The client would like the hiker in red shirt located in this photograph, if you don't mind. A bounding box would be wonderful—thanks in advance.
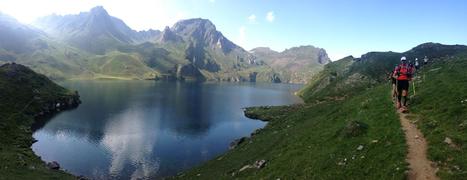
[393,56,414,111]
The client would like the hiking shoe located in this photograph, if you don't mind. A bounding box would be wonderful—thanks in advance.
[400,106,409,113]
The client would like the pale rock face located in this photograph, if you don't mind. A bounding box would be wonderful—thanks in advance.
[251,45,331,83]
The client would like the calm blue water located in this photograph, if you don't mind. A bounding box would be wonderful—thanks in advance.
[32,81,302,179]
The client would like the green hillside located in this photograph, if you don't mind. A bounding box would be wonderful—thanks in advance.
[299,43,467,103]
[174,43,467,179]
[0,63,80,179]
[408,55,467,179]
[174,78,407,180]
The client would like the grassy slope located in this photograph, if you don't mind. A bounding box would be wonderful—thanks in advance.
[3,40,281,82]
[88,51,157,80]
[408,55,467,179]
[175,43,467,179]
[298,56,356,102]
[0,64,76,179]
[175,84,406,179]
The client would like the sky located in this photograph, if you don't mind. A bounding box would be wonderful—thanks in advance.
[0,0,466,60]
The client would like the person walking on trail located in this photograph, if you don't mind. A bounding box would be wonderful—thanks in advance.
[393,56,414,111]
[424,56,429,65]
[415,58,420,70]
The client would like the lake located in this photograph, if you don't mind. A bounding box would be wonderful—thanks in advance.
[32,81,303,179]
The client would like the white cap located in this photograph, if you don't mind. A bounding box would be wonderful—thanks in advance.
[400,56,407,61]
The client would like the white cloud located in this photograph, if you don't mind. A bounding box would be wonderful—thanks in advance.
[266,11,275,22]
[248,14,256,23]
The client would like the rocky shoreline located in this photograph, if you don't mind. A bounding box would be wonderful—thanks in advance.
[33,92,81,119]
[30,92,81,173]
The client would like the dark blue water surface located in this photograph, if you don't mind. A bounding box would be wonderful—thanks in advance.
[32,81,302,179]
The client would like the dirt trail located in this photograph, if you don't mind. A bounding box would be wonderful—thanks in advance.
[398,111,439,180]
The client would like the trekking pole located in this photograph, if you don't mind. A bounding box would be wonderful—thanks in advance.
[395,79,399,102]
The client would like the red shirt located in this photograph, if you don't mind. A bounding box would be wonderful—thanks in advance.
[393,64,413,81]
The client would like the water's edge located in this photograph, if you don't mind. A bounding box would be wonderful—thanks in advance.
[31,81,303,179]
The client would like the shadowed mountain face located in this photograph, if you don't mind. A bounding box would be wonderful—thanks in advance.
[0,13,43,54]
[1,6,329,83]
[33,6,161,54]
[0,13,98,80]
[251,46,331,83]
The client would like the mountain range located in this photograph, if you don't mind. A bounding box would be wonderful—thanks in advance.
[0,6,329,83]
[251,46,330,83]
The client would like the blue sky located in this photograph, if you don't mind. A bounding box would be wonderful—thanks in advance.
[1,0,466,60]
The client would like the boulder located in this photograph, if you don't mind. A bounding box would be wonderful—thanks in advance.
[270,73,281,83]
[77,175,89,180]
[250,128,262,137]
[340,120,368,138]
[46,161,60,170]
[459,120,467,129]
[254,160,267,169]
[229,137,247,150]
[249,72,258,82]
[444,137,452,145]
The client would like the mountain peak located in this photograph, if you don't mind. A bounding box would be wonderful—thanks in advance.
[284,45,319,52]
[171,18,240,54]
[172,18,216,31]
[32,5,161,53]
[250,47,279,56]
[159,26,182,43]
[88,6,111,22]
[89,6,108,15]
[171,18,218,37]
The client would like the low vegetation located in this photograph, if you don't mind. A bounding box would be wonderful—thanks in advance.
[0,63,78,179]
[409,55,467,179]
[175,43,467,179]
[175,84,406,179]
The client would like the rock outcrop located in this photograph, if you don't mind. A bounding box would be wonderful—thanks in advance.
[46,161,60,170]
[34,91,81,118]
[229,137,247,150]
[251,45,331,83]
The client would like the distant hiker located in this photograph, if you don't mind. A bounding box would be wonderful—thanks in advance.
[423,56,429,65]
[390,65,398,99]
[415,58,420,70]
[393,56,414,111]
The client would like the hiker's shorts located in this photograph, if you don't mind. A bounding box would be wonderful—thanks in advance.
[397,80,409,93]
